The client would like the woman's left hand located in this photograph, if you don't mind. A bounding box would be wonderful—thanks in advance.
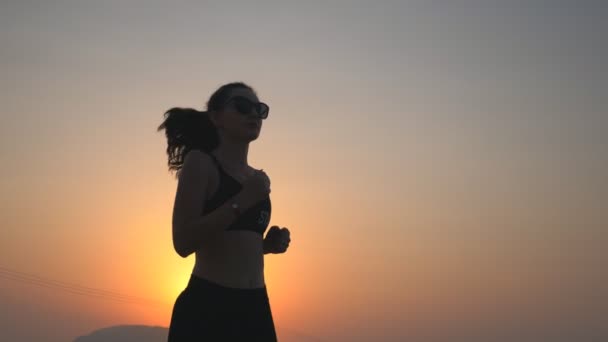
[264,226,291,254]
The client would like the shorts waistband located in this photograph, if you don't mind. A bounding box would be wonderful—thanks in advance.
[187,273,267,295]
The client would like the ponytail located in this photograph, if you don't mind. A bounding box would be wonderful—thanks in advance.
[157,107,219,177]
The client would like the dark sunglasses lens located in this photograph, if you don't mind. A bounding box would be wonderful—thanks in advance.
[231,97,268,119]
[234,98,253,114]
[258,103,269,119]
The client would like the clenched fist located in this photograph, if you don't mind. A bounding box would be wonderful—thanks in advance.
[263,226,291,254]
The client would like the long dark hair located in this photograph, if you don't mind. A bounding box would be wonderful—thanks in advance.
[157,81,255,178]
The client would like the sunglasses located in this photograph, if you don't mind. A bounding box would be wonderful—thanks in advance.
[225,96,269,119]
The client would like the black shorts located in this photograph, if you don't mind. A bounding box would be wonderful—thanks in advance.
[167,273,278,341]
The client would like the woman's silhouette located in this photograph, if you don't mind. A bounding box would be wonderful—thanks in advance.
[158,82,291,341]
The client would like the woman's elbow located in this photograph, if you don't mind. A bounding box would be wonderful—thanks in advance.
[174,242,193,258]
[172,231,193,258]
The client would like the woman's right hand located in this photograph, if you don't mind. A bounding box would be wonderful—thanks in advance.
[238,169,271,209]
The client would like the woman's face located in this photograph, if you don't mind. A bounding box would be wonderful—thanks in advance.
[212,88,265,142]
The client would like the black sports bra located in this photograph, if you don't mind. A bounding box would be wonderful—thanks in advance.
[202,152,271,235]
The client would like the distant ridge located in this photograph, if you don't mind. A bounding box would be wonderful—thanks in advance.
[73,324,325,342]
[73,325,167,342]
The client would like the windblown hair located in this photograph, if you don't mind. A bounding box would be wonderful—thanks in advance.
[157,81,255,178]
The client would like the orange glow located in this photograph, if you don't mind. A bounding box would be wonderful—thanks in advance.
[2,3,607,340]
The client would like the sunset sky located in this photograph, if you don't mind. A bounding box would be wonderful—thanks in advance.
[1,1,606,341]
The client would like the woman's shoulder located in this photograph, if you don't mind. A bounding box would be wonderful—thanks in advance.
[185,149,214,162]
[182,149,217,173]
[180,150,221,194]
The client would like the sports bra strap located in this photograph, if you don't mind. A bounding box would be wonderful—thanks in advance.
[208,153,227,176]
[208,152,220,166]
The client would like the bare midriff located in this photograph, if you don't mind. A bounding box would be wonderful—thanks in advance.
[192,231,265,289]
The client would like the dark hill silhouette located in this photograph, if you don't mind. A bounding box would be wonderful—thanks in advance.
[73,324,325,342]
[73,325,167,342]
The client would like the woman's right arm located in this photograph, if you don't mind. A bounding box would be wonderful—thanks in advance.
[171,150,245,258]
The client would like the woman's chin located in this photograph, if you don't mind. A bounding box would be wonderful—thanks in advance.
[242,132,260,142]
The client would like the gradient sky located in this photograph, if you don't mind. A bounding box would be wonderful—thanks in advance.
[1,1,606,341]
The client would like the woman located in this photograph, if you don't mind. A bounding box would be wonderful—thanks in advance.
[158,82,291,341]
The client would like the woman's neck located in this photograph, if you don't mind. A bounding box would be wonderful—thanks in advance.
[212,139,249,171]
